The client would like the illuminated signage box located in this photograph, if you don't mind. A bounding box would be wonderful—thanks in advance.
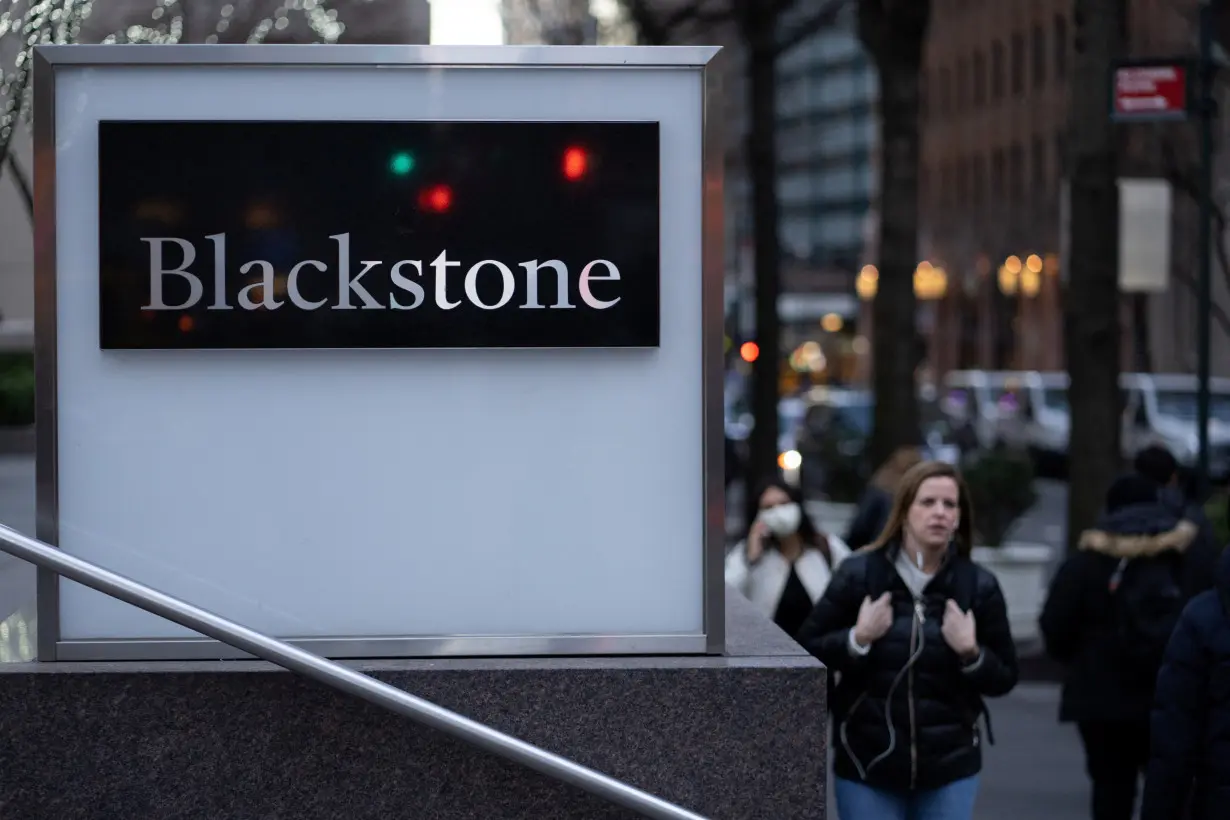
[33,45,724,662]
[98,120,661,349]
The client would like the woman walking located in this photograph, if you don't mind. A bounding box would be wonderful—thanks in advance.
[798,460,1018,819]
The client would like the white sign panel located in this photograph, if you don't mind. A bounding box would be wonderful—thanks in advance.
[1119,177,1172,292]
[33,45,725,661]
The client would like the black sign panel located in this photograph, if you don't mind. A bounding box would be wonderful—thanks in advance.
[97,120,660,349]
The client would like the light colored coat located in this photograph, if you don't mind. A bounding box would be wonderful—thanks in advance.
[725,536,852,618]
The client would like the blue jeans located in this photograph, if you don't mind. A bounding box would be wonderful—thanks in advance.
[834,775,980,820]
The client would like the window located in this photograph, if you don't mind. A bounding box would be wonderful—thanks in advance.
[992,148,1006,196]
[1054,15,1068,80]
[957,57,969,112]
[940,65,952,114]
[1008,143,1024,198]
[973,51,987,106]
[1032,136,1047,191]
[991,41,1005,100]
[1011,33,1025,95]
[1032,25,1046,89]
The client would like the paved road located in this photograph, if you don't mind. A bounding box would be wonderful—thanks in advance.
[828,683,1092,820]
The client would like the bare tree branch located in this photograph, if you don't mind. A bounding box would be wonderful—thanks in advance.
[618,0,732,45]
[1159,136,1230,310]
[1174,266,1230,336]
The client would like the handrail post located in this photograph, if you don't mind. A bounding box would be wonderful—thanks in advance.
[0,523,707,820]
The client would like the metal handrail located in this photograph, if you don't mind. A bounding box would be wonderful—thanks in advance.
[0,523,706,820]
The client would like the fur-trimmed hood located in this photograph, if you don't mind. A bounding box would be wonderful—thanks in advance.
[1078,501,1199,559]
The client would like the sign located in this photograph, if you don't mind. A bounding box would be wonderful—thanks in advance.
[1112,63,1190,120]
[33,44,724,662]
[99,120,661,349]
[1118,178,1172,292]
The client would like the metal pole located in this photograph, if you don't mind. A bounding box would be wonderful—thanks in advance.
[0,523,706,820]
[1196,0,1215,498]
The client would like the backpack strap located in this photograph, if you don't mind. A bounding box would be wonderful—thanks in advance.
[953,556,996,745]
[863,547,895,599]
[952,557,979,613]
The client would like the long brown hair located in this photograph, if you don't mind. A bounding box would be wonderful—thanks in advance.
[865,460,975,556]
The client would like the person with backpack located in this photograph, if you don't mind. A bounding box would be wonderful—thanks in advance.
[1133,444,1220,595]
[1140,513,1230,820]
[1039,474,1201,820]
[797,460,1018,819]
[725,478,851,640]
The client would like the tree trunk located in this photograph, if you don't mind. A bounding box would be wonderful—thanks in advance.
[1065,0,1126,552]
[860,3,926,467]
[1131,292,1151,372]
[743,19,783,518]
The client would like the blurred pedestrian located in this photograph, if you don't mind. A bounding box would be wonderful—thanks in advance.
[1134,444,1219,595]
[845,447,923,549]
[726,478,850,640]
[798,461,1018,820]
[1039,474,1202,820]
[1140,500,1230,820]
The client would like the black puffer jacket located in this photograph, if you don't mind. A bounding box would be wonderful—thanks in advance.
[1141,542,1230,820]
[1038,501,1199,723]
[796,543,1018,791]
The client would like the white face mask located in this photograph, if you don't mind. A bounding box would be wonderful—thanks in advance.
[759,502,803,537]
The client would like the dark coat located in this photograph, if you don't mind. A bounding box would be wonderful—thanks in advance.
[1140,543,1230,820]
[1038,502,1200,723]
[796,543,1018,792]
[844,486,892,550]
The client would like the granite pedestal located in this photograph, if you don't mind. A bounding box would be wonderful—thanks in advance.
[0,587,827,819]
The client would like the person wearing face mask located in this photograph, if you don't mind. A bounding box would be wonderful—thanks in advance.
[797,461,1018,820]
[725,479,851,640]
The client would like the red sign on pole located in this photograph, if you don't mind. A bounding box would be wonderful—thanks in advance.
[1113,64,1189,120]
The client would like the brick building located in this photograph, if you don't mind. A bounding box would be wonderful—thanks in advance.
[902,0,1230,379]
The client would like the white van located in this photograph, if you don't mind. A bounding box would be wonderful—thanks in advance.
[994,371,1071,473]
[939,370,1019,451]
[1121,372,1230,481]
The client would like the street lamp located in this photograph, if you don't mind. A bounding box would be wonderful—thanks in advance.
[998,254,1042,297]
[856,265,878,300]
[855,262,947,300]
[914,261,948,300]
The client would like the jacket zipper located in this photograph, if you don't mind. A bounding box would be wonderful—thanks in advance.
[909,596,923,790]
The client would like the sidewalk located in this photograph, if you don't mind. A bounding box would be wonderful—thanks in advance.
[828,683,1091,819]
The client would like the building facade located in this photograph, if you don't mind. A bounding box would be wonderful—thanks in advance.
[775,3,877,275]
[913,0,1230,379]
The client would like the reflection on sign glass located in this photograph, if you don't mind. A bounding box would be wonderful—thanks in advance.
[98,120,661,349]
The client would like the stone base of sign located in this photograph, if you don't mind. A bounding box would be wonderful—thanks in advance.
[0,587,827,819]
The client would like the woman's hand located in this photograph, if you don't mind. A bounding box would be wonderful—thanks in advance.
[852,592,893,647]
[942,599,979,660]
[746,519,769,563]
